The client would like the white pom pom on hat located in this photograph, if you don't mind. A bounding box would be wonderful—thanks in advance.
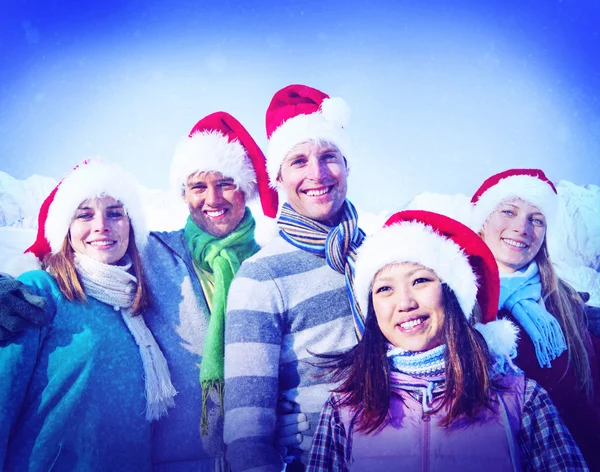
[354,210,518,360]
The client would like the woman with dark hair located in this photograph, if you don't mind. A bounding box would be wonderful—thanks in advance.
[472,168,600,470]
[308,210,587,471]
[0,159,176,471]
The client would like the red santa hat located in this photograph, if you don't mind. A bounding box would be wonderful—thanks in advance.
[265,84,352,187]
[354,210,518,359]
[171,111,278,218]
[470,168,558,233]
[23,158,148,264]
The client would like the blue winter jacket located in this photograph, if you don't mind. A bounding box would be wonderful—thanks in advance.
[0,270,151,471]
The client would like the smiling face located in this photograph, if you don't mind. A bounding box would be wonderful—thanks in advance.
[371,263,445,352]
[481,198,546,273]
[183,171,247,238]
[277,141,349,226]
[69,196,130,265]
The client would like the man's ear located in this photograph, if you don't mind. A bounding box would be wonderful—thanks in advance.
[343,157,350,176]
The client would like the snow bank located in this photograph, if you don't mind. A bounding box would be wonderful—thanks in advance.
[0,171,57,227]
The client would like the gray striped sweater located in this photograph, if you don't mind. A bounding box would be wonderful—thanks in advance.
[224,235,358,471]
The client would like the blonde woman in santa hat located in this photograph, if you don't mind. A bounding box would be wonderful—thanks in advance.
[308,210,587,471]
[0,158,176,471]
[471,168,600,470]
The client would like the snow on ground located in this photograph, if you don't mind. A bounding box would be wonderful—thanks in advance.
[1,172,599,304]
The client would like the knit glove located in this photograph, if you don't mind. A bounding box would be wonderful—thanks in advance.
[276,398,310,463]
[0,274,48,341]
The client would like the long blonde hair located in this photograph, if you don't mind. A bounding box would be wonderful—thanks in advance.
[44,225,149,316]
[536,239,593,399]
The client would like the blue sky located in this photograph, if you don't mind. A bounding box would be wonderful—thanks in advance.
[1,0,599,212]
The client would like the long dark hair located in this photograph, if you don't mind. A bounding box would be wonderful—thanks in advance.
[323,284,494,433]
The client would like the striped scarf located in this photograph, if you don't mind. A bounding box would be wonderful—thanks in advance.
[387,344,446,413]
[277,200,366,337]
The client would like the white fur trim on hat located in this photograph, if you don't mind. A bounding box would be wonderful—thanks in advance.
[170,130,257,199]
[471,175,558,233]
[354,221,478,319]
[46,160,148,254]
[474,319,520,360]
[267,97,352,187]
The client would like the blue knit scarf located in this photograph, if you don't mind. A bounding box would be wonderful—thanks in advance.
[499,261,566,368]
[277,199,366,337]
[387,344,446,413]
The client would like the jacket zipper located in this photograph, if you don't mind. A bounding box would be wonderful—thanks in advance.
[421,405,431,472]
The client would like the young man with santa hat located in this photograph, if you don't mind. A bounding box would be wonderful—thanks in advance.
[140,111,278,470]
[223,85,364,472]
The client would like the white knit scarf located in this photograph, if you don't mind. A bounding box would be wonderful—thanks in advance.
[74,253,177,421]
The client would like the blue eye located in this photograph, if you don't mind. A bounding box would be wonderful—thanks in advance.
[531,217,545,226]
[501,209,515,216]
[76,213,93,220]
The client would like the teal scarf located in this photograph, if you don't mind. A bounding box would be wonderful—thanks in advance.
[499,261,566,368]
[184,208,260,434]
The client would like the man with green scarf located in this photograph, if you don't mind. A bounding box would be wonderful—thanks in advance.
[140,111,279,471]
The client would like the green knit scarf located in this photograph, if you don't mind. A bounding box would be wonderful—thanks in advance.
[183,208,260,435]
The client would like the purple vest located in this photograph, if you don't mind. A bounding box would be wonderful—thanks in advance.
[340,373,524,472]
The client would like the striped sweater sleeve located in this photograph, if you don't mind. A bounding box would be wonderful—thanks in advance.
[224,258,285,472]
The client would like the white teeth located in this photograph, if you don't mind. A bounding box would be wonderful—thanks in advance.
[206,209,226,217]
[89,241,114,246]
[305,188,330,197]
[400,318,425,329]
[504,239,527,248]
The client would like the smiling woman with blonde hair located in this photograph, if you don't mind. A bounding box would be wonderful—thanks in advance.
[0,159,175,471]
[471,168,600,470]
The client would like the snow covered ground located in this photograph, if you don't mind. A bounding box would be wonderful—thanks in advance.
[1,171,599,304]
